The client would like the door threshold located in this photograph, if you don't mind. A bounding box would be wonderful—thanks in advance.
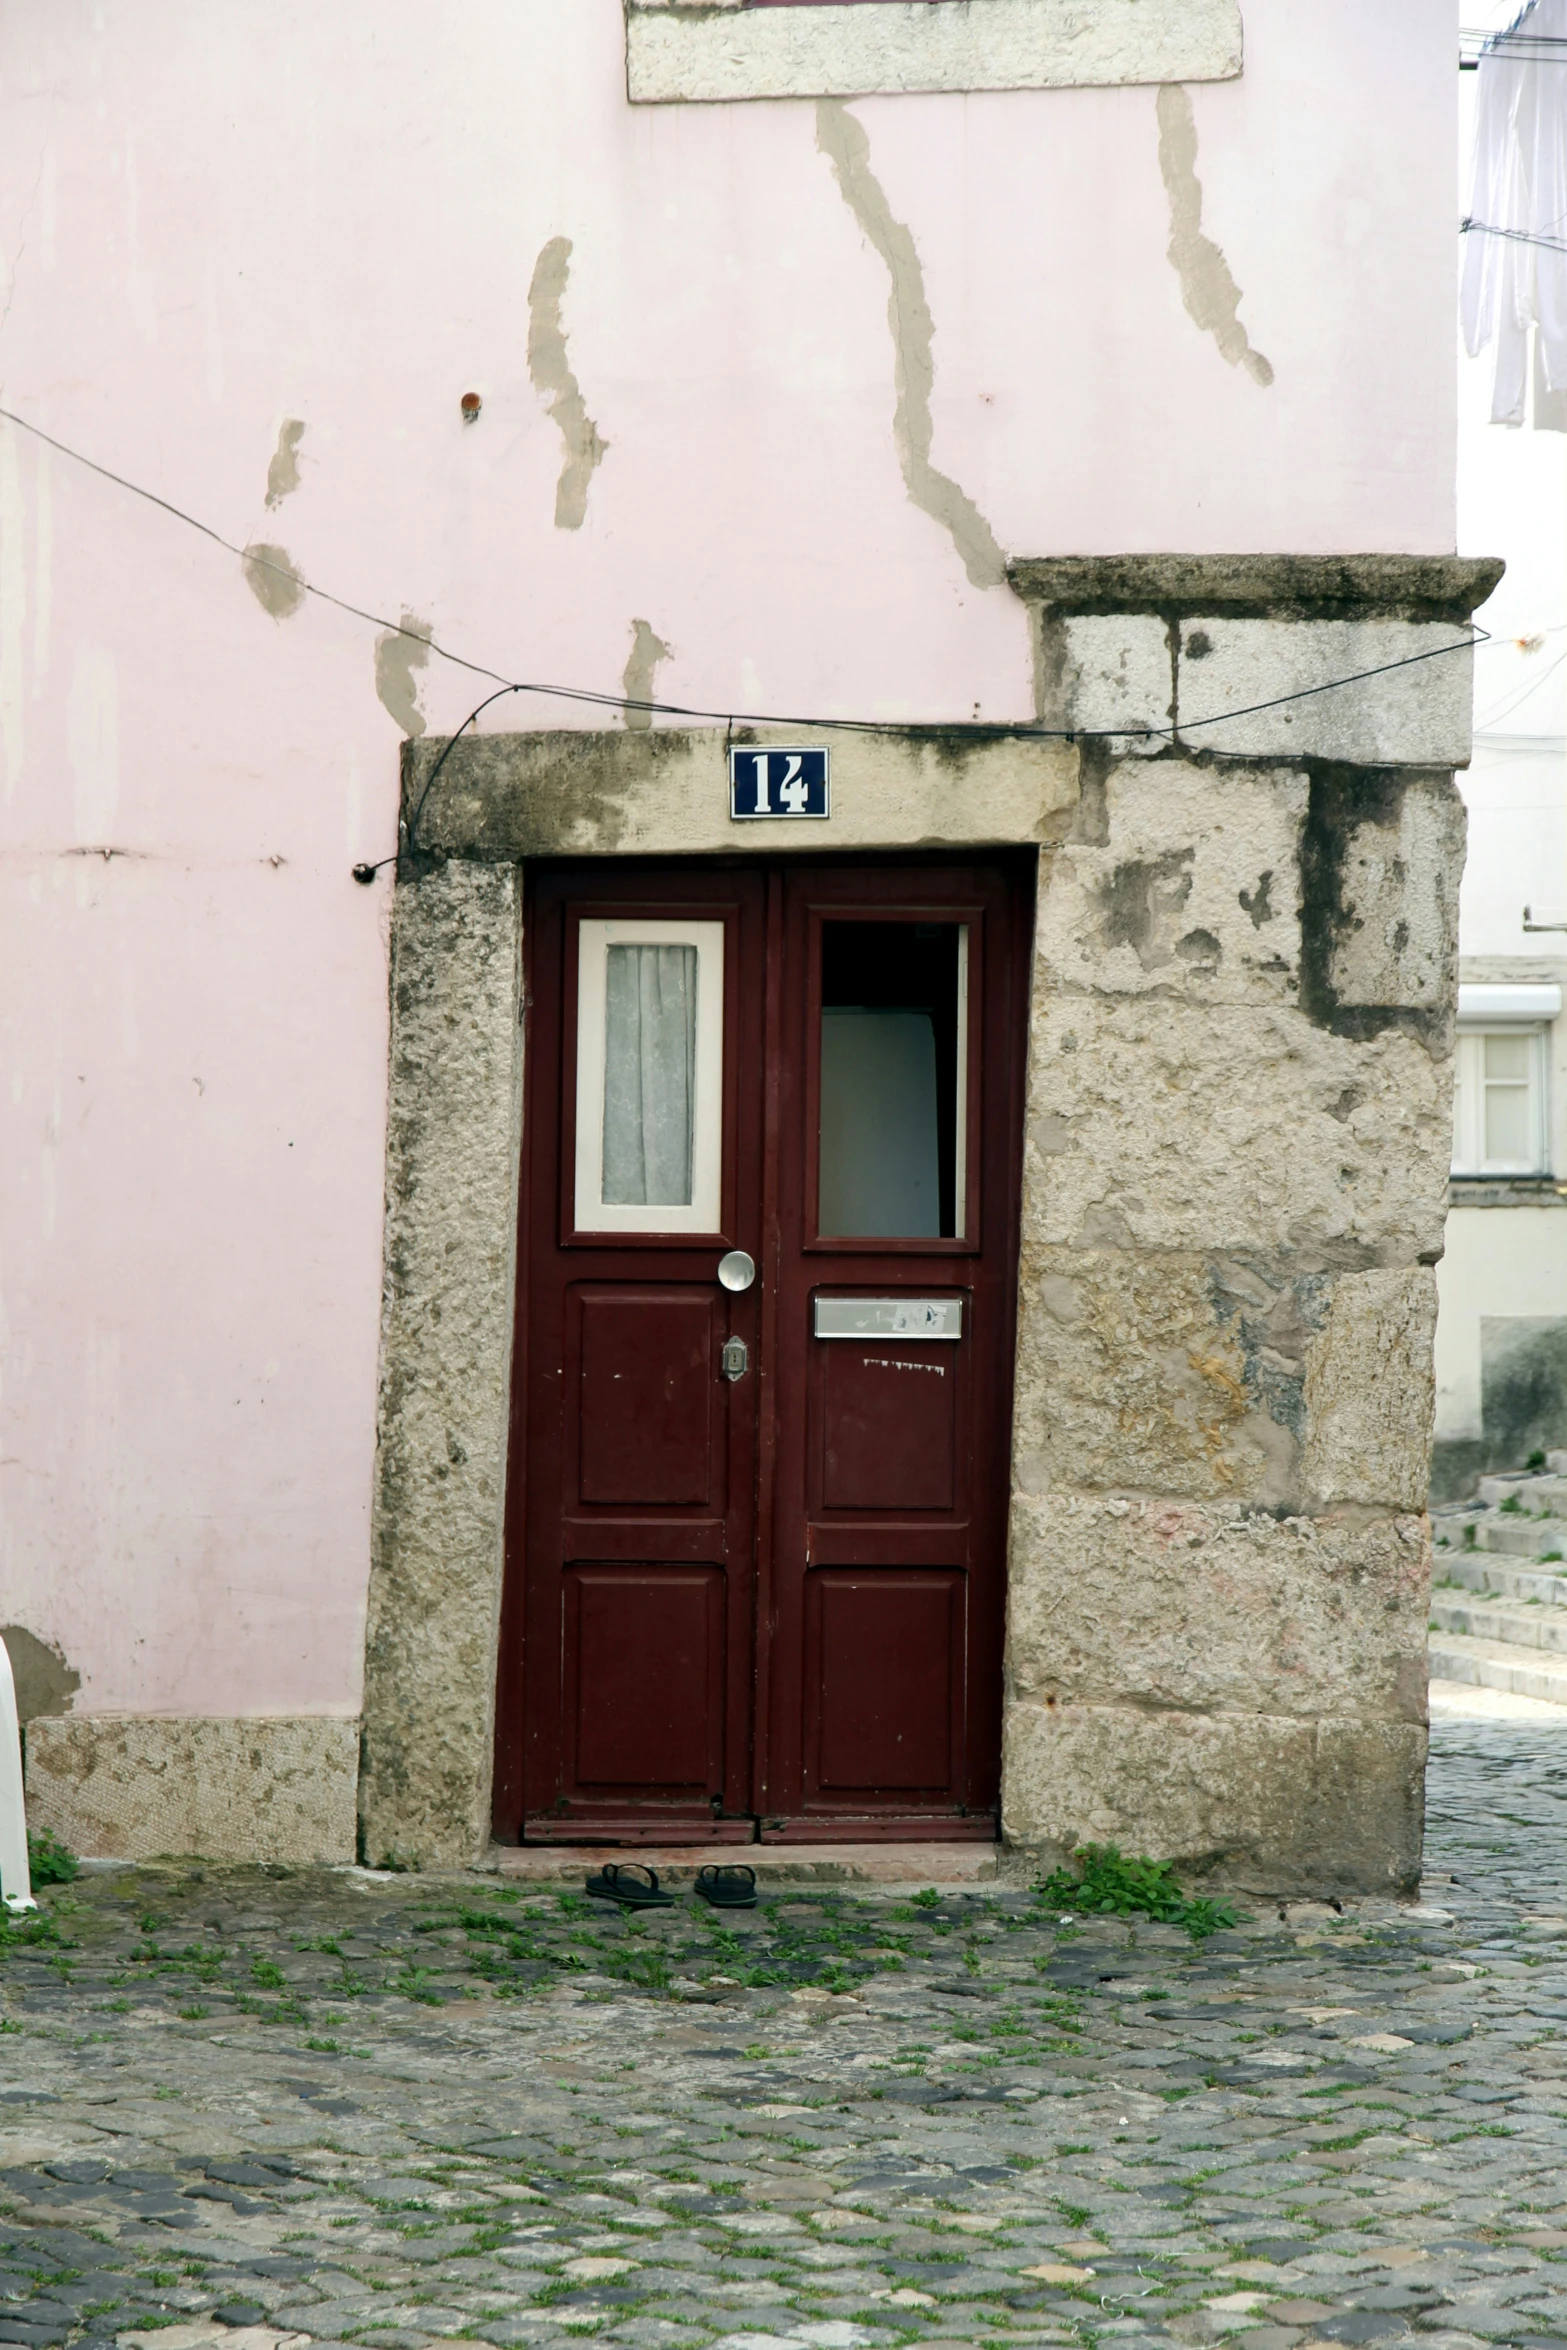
[484,1839,1003,1888]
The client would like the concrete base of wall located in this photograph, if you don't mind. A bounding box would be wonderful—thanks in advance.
[25,1716,360,1863]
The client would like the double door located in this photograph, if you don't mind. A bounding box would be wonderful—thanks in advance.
[494,854,1031,1843]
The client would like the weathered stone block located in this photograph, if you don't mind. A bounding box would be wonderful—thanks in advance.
[1176,620,1473,766]
[1034,618,1173,756]
[1000,1701,1426,1893]
[626,0,1244,104]
[1301,771,1464,1022]
[1013,1243,1305,1503]
[1013,1245,1442,1507]
[1302,1266,1438,1508]
[1020,995,1453,1261]
[1008,554,1503,626]
[1005,1494,1430,1722]
[1034,759,1304,999]
[360,861,525,1870]
[26,1716,359,1863]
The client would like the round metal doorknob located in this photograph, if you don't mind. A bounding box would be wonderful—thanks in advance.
[718,1250,757,1293]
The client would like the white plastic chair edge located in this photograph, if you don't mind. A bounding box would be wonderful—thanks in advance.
[0,1638,37,1911]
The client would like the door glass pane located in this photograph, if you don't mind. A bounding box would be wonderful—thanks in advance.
[602,943,698,1206]
[575,918,723,1233]
[819,921,965,1238]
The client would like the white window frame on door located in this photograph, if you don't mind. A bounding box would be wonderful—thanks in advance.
[1452,1023,1549,1177]
[574,918,726,1234]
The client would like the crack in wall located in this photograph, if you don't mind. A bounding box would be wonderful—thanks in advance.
[1156,84,1274,389]
[815,100,1007,592]
[527,236,608,532]
[375,611,433,738]
[622,618,672,732]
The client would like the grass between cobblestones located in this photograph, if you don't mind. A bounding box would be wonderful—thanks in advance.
[0,1724,1566,2350]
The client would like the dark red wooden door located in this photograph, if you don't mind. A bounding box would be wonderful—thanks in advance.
[758,861,1027,1838]
[494,854,1031,1844]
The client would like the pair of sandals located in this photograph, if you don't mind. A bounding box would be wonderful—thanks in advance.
[585,1862,757,1911]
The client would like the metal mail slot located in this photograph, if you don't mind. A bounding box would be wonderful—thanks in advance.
[813,1297,963,1341]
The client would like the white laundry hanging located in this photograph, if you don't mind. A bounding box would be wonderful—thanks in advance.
[1462,0,1567,426]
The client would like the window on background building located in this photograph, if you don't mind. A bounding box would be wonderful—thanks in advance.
[1452,1026,1549,1177]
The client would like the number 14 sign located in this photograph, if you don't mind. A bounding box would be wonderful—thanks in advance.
[729,746,831,821]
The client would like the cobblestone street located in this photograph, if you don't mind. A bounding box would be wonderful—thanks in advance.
[3,1723,1567,2350]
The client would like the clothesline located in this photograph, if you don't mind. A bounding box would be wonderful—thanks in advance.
[1461,0,1567,426]
[1463,215,1567,256]
[1462,24,1567,63]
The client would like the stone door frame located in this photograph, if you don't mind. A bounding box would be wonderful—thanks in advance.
[358,723,1076,1867]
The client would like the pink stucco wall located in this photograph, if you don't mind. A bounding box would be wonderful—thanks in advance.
[0,0,1457,1718]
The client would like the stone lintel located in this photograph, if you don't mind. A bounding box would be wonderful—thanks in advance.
[1007,553,1504,626]
[402,724,1076,867]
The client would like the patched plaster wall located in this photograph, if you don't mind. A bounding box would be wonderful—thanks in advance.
[0,3,1467,1864]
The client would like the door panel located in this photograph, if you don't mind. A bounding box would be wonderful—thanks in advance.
[565,1565,725,1794]
[495,853,1031,1848]
[806,1570,963,1795]
[817,1330,960,1512]
[576,1289,718,1508]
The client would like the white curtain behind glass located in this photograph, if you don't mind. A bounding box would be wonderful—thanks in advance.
[602,944,698,1206]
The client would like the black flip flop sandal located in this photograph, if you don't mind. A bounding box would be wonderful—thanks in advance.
[585,1863,675,1909]
[694,1864,758,1910]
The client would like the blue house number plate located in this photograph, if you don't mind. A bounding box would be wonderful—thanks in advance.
[729,746,830,821]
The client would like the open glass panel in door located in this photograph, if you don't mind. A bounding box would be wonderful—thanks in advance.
[574,919,725,1232]
[818,922,968,1238]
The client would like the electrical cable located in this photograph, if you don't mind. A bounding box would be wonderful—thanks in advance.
[365,622,1489,880]
[0,398,1489,882]
[1473,643,1567,730]
[1461,19,1567,63]
[0,401,513,693]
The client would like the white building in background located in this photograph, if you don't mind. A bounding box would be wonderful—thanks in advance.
[1436,65,1567,1496]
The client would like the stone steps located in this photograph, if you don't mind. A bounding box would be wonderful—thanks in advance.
[1433,1556,1567,1605]
[1429,1593,1567,1653]
[1433,1514,1567,1561]
[1429,1456,1567,1715]
[1482,1520,1567,1559]
[1427,1629,1567,1706]
[1477,1471,1567,1511]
